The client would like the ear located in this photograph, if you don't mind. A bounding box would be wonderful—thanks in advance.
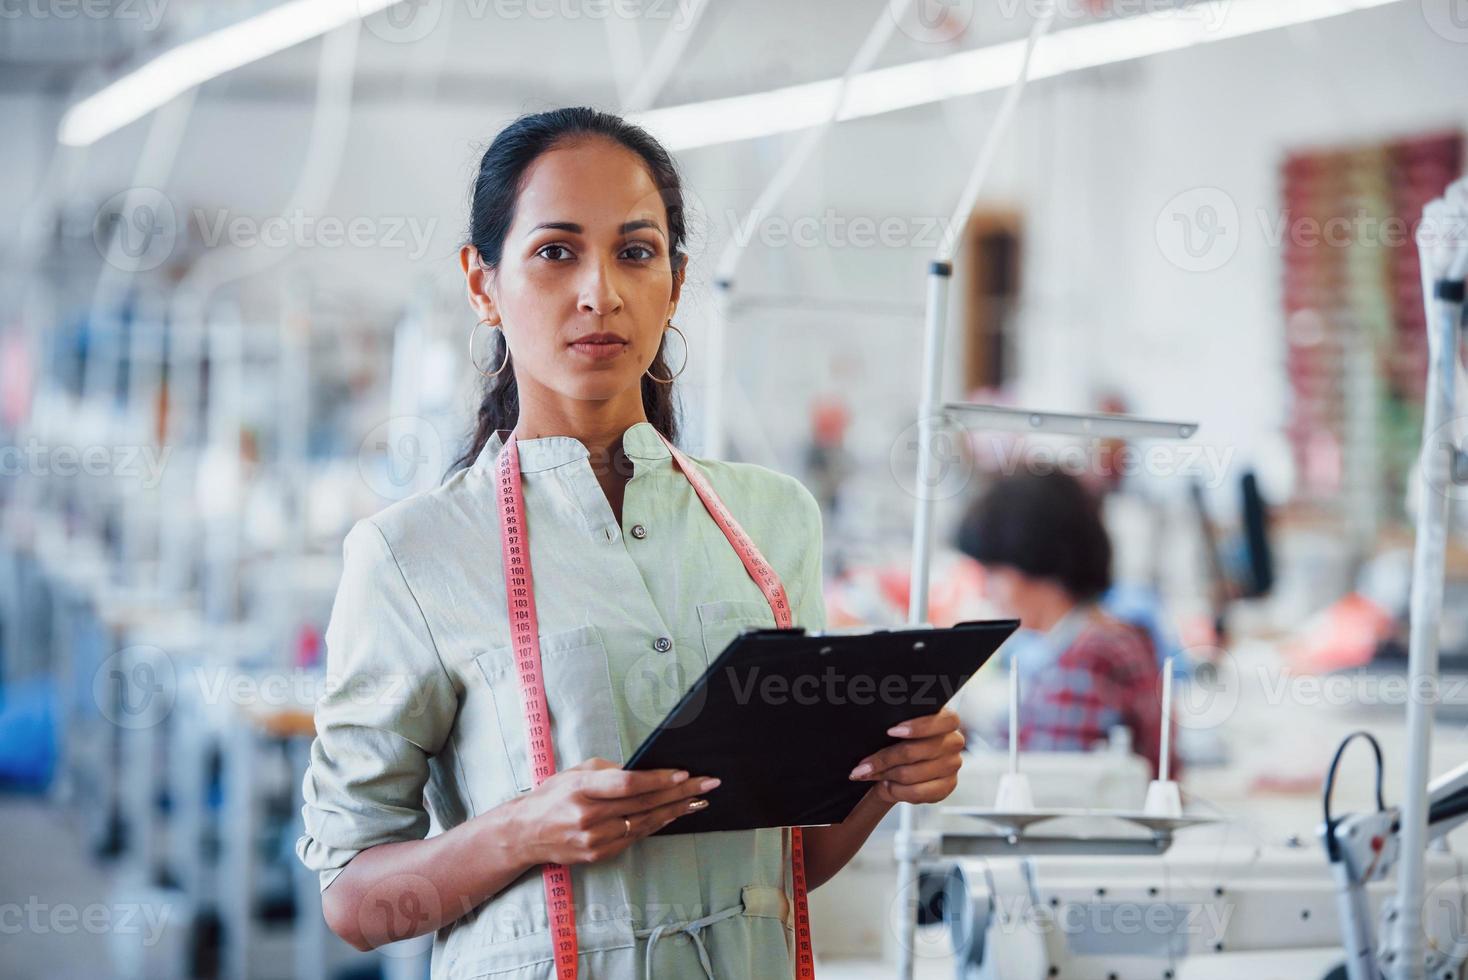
[461,244,501,326]
[667,254,686,321]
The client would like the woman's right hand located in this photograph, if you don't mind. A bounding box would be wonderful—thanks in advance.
[509,758,719,867]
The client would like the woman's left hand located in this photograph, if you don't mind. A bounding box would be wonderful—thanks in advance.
[847,707,965,805]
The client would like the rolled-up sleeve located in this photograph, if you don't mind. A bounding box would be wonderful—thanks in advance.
[296,518,457,892]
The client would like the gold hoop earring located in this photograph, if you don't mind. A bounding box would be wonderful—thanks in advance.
[470,317,511,378]
[645,321,687,384]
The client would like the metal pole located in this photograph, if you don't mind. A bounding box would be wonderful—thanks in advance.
[1388,286,1461,980]
[896,260,952,979]
[895,7,1055,974]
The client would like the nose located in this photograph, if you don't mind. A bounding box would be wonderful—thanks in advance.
[578,254,624,317]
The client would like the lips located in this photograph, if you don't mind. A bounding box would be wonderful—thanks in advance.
[569,332,628,345]
[567,332,630,361]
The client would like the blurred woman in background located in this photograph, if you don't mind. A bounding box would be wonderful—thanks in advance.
[956,470,1176,780]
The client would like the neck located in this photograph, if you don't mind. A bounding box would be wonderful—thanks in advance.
[510,383,648,480]
[1028,589,1084,634]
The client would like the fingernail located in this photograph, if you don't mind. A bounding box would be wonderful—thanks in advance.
[671,771,689,782]
[698,777,721,792]
[688,798,709,810]
[849,763,872,779]
[887,724,910,736]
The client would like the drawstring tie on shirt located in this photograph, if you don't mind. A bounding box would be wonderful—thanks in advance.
[634,884,792,980]
[638,903,743,980]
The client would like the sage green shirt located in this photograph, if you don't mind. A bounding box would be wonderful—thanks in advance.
[297,420,827,979]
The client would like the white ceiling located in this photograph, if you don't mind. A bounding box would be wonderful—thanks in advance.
[4,0,1062,106]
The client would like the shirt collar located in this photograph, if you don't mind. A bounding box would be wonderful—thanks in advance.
[474,419,674,474]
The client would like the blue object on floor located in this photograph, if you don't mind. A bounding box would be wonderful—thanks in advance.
[0,677,57,791]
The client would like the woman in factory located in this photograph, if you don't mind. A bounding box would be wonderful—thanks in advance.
[956,469,1176,780]
[296,106,967,978]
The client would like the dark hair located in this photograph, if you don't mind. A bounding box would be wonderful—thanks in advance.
[955,470,1113,601]
[449,106,688,475]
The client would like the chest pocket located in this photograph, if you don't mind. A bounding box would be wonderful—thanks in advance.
[697,598,778,668]
[472,624,625,795]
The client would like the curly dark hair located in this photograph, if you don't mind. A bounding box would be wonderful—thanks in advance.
[955,470,1113,601]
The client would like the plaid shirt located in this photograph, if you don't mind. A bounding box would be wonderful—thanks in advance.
[1003,611,1178,781]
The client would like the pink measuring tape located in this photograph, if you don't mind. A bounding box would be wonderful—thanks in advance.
[494,429,815,980]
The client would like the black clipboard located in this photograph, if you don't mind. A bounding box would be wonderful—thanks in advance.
[624,618,1018,834]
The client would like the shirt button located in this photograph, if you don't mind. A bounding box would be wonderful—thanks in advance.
[653,636,672,652]
[630,523,647,539]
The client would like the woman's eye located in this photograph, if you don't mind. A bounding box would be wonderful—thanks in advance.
[622,242,655,261]
[537,244,573,261]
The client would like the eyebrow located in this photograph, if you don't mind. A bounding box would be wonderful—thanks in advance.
[528,219,665,238]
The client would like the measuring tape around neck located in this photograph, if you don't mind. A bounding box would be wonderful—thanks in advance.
[494,430,816,980]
